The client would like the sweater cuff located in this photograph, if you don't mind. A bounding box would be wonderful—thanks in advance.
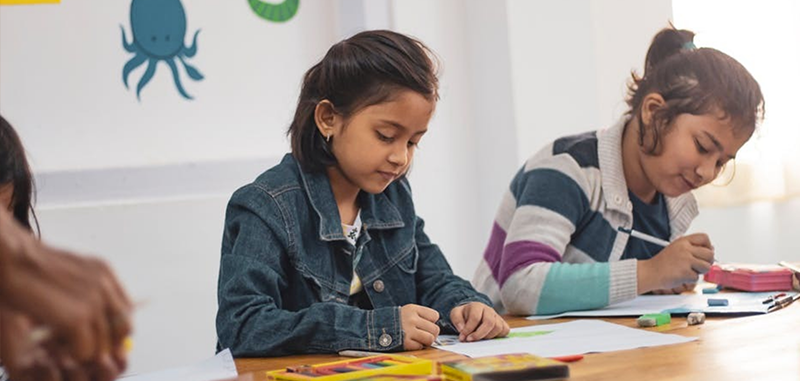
[609,259,638,304]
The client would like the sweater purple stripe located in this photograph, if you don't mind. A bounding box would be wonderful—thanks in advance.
[482,222,507,283]
[497,240,561,287]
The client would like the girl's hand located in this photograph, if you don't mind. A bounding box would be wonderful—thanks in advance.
[0,310,124,381]
[450,302,509,342]
[1,310,59,381]
[400,304,439,350]
[638,233,714,293]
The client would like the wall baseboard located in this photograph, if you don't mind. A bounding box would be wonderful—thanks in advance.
[33,157,281,209]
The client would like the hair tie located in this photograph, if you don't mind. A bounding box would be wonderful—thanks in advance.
[682,41,697,50]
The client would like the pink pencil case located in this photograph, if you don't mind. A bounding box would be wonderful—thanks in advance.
[704,264,795,292]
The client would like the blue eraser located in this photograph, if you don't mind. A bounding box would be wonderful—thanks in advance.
[702,287,720,294]
[707,298,729,306]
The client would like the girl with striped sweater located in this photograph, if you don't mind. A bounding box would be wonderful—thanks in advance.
[474,27,764,315]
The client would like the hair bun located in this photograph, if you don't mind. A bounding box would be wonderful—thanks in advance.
[644,27,696,73]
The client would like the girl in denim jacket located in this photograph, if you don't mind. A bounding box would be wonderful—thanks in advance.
[216,30,508,357]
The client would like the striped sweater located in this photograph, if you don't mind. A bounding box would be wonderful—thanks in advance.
[473,118,698,315]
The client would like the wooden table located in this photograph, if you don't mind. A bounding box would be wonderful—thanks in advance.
[231,304,800,380]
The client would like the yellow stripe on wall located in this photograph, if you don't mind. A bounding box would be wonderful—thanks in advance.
[0,0,60,4]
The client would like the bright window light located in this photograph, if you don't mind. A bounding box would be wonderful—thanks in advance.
[673,0,800,205]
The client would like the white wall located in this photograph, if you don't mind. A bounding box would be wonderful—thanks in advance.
[2,0,800,376]
[691,199,800,265]
[507,0,674,157]
[37,196,232,374]
[390,0,520,278]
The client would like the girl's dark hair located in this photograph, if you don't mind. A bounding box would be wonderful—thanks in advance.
[0,114,39,234]
[288,30,439,172]
[626,26,765,154]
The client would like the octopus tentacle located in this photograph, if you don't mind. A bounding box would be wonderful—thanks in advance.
[177,55,204,80]
[136,59,158,101]
[123,53,147,89]
[120,25,136,53]
[167,59,193,99]
[182,30,201,58]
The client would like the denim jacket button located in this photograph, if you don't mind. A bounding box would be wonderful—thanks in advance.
[373,280,385,293]
[379,333,393,347]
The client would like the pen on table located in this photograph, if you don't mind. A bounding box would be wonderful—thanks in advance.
[773,294,797,307]
[762,292,786,304]
[767,293,800,313]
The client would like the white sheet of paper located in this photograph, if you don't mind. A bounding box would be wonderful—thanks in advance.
[527,292,796,320]
[434,320,695,358]
[117,348,238,381]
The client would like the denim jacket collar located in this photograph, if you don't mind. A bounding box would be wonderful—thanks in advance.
[293,156,405,242]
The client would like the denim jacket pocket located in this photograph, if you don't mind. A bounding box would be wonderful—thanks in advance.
[293,263,347,304]
[396,244,419,274]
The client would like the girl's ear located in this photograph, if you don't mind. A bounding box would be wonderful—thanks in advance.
[314,100,342,140]
[640,93,666,127]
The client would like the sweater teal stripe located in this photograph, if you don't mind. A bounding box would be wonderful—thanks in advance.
[536,262,611,315]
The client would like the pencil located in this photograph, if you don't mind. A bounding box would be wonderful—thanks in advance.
[617,227,722,266]
[617,227,670,247]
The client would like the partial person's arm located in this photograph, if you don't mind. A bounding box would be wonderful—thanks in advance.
[0,309,123,381]
[0,208,132,380]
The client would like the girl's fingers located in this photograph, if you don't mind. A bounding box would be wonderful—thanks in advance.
[415,318,440,338]
[459,305,484,341]
[466,317,495,342]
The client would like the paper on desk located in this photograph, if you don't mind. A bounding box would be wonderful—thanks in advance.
[434,320,695,358]
[117,348,238,381]
[527,292,798,320]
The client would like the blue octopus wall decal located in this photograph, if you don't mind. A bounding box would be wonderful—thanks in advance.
[121,0,203,100]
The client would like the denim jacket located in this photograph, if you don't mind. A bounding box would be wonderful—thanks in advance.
[216,154,492,356]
